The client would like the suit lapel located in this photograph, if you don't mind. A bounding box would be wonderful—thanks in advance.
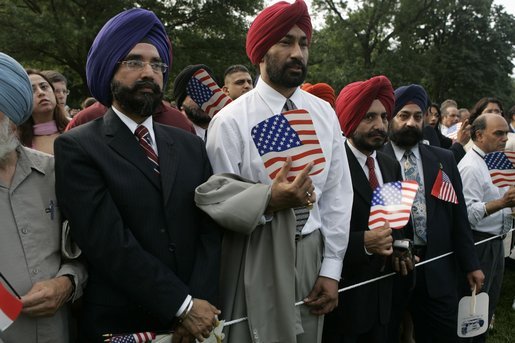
[345,141,373,205]
[154,124,178,206]
[104,109,161,190]
[419,143,438,217]
[377,153,396,183]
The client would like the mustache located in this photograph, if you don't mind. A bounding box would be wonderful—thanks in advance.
[366,129,387,138]
[285,59,306,69]
[132,80,161,93]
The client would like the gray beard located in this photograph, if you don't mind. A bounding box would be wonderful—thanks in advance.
[0,116,19,162]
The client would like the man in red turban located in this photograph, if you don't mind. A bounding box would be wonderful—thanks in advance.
[206,1,353,342]
[324,75,413,342]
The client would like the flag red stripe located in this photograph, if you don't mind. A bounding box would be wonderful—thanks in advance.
[0,282,22,320]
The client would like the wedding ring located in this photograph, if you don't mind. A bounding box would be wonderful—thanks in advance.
[306,191,312,198]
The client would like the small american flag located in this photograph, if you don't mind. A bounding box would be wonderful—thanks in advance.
[0,282,22,332]
[368,180,418,230]
[445,122,462,140]
[251,109,326,181]
[187,68,232,117]
[108,332,156,343]
[431,169,458,204]
[484,150,515,187]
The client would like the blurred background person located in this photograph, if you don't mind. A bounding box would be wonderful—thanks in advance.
[222,64,253,100]
[18,69,69,154]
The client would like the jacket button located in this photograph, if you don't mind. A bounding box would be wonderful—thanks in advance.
[168,243,176,253]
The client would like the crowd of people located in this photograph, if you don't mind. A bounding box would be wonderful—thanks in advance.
[0,0,514,343]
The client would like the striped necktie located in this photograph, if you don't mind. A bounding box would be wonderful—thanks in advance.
[366,156,379,190]
[283,99,310,236]
[135,125,160,175]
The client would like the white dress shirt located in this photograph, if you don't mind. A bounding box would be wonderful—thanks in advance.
[112,105,158,154]
[458,144,512,235]
[347,142,384,186]
[206,77,353,281]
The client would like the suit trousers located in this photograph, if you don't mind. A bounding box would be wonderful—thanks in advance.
[295,230,324,343]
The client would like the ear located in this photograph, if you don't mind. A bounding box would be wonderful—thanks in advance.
[222,86,229,95]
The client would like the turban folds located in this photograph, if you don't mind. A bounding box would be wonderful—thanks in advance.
[0,53,33,125]
[172,64,215,109]
[246,0,312,65]
[394,84,428,116]
[336,75,394,136]
[301,83,336,108]
[86,8,172,106]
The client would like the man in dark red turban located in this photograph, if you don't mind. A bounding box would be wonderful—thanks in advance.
[246,0,312,65]
[325,75,411,342]
[206,1,353,343]
[55,8,221,342]
[336,75,394,137]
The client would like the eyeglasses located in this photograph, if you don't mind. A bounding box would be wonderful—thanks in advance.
[54,89,70,95]
[119,60,168,73]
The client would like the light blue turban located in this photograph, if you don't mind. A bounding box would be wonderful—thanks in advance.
[0,53,33,125]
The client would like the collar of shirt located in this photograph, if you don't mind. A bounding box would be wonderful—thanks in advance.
[347,142,383,186]
[390,141,421,163]
[471,143,486,158]
[112,105,158,154]
[255,77,303,114]
[192,123,207,142]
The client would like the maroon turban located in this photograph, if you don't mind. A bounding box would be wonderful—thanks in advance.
[301,82,336,108]
[246,0,312,65]
[336,75,394,136]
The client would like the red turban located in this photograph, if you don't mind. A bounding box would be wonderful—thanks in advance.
[336,75,394,136]
[246,0,312,65]
[301,82,336,108]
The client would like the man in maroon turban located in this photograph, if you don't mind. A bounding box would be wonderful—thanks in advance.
[54,8,221,342]
[206,1,353,342]
[324,75,412,342]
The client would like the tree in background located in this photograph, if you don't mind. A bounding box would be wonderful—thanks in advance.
[0,0,261,106]
[310,0,515,108]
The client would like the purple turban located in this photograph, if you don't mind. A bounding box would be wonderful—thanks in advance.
[394,84,428,116]
[86,8,172,106]
[246,0,312,65]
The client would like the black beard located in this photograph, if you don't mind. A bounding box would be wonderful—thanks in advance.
[183,104,211,126]
[111,79,163,117]
[264,54,307,88]
[350,129,387,152]
[388,125,423,149]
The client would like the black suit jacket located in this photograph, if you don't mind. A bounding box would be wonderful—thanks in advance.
[382,142,479,297]
[54,110,221,340]
[324,142,404,336]
[423,125,466,163]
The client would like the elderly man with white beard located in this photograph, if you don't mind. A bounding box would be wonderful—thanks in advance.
[0,52,86,343]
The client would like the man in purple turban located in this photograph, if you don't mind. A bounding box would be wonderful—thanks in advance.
[54,8,221,342]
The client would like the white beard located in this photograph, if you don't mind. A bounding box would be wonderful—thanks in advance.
[0,116,19,162]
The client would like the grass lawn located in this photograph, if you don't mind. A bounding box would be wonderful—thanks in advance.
[487,263,515,343]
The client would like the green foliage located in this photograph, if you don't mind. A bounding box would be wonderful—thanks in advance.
[310,0,515,108]
[0,0,262,106]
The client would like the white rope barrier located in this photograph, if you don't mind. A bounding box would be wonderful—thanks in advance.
[224,228,514,327]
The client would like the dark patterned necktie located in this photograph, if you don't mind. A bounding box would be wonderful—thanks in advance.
[135,125,160,175]
[366,156,379,190]
[283,99,310,235]
[402,150,426,242]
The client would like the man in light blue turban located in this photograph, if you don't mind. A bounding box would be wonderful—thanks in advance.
[0,52,33,126]
[0,52,87,342]
[54,8,221,343]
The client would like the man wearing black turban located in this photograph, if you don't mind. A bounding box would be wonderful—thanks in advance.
[383,84,484,343]
[54,8,221,342]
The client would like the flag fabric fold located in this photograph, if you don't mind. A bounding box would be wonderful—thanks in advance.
[444,122,462,140]
[431,169,458,204]
[368,180,418,230]
[0,282,22,332]
[484,150,515,187]
[251,109,326,181]
[107,332,156,343]
[187,68,232,118]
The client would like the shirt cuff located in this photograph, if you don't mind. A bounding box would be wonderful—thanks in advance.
[175,294,192,317]
[319,257,343,281]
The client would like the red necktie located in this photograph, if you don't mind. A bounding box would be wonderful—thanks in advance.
[135,125,160,175]
[366,156,379,190]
